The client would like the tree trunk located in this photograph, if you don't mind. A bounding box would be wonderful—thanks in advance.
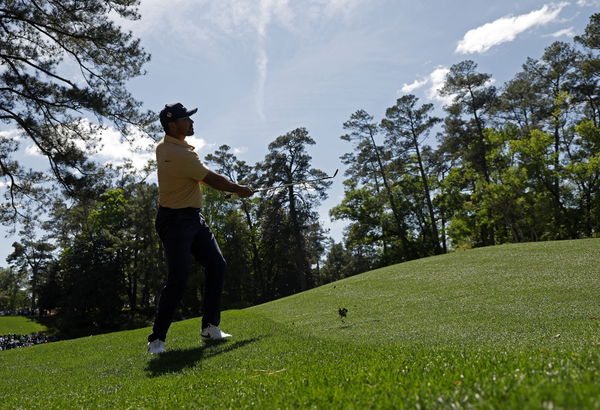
[367,129,411,253]
[411,129,442,254]
[288,185,308,291]
[468,87,495,246]
[241,202,263,303]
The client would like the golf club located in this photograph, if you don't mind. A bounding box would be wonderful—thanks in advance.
[226,169,338,199]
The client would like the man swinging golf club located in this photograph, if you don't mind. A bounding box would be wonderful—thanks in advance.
[147,102,254,354]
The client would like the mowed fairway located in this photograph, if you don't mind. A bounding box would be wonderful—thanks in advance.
[1,239,599,409]
[0,316,47,335]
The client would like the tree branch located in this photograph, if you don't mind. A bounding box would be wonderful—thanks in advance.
[0,53,77,87]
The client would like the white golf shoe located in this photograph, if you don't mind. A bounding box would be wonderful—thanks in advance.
[201,324,232,341]
[147,339,166,354]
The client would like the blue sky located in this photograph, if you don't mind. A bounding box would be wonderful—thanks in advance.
[1,0,598,264]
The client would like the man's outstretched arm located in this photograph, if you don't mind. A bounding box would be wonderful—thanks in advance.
[202,170,254,198]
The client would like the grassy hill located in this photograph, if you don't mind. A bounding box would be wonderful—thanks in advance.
[0,316,48,335]
[1,239,599,408]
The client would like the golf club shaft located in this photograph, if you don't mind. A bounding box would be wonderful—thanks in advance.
[254,170,338,193]
[227,169,338,199]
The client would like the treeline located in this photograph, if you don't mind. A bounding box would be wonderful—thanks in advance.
[2,129,338,336]
[0,14,598,336]
[332,14,599,266]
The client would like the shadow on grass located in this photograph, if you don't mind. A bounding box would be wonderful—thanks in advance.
[145,337,261,377]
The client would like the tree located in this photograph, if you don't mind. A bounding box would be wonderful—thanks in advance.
[7,219,55,310]
[330,179,390,264]
[564,120,600,237]
[520,42,580,238]
[0,267,28,310]
[574,14,600,127]
[574,12,600,78]
[496,70,546,136]
[204,145,261,306]
[381,95,443,254]
[257,128,332,293]
[319,241,348,283]
[0,0,155,220]
[524,42,577,170]
[342,110,410,249]
[36,171,166,333]
[441,60,497,182]
[57,232,124,334]
[440,60,498,246]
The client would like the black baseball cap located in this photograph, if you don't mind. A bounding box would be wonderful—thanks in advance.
[159,102,198,128]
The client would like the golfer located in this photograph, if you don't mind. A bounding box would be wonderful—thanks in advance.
[147,102,253,354]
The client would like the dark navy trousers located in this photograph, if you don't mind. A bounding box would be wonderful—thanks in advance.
[148,206,227,342]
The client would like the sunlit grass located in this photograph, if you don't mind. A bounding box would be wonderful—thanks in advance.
[1,239,599,408]
[0,316,48,335]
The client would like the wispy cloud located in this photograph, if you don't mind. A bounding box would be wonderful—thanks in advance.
[0,129,21,141]
[121,1,366,120]
[22,122,166,171]
[427,67,453,105]
[545,27,575,38]
[400,78,428,93]
[25,144,44,158]
[253,0,290,120]
[248,0,365,120]
[456,3,568,54]
[576,0,600,6]
[399,67,453,105]
[319,0,365,20]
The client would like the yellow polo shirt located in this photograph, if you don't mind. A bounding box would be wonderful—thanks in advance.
[156,135,210,209]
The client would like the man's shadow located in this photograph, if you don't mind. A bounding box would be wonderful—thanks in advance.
[145,337,261,377]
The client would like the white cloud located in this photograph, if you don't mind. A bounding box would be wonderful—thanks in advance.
[90,126,155,170]
[577,0,600,6]
[545,27,575,37]
[25,144,44,157]
[0,129,20,139]
[185,136,208,152]
[399,66,455,105]
[456,3,568,54]
[396,67,452,104]
[400,78,428,93]
[427,67,453,106]
[233,147,248,155]
[20,121,163,171]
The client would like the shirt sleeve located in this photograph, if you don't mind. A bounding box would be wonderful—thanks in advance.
[180,150,210,181]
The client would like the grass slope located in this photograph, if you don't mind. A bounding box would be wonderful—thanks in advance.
[0,316,48,335]
[1,239,599,409]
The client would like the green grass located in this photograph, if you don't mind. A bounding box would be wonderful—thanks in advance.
[1,239,599,409]
[0,316,48,335]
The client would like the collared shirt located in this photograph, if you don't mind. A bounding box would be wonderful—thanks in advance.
[156,135,210,209]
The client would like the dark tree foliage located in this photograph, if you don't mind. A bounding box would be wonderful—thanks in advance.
[257,128,332,293]
[0,0,155,221]
[439,60,498,246]
[204,145,261,306]
[7,238,54,310]
[574,13,600,127]
[381,96,442,254]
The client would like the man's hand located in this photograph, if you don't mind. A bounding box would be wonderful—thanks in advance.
[203,171,254,198]
[235,185,254,198]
